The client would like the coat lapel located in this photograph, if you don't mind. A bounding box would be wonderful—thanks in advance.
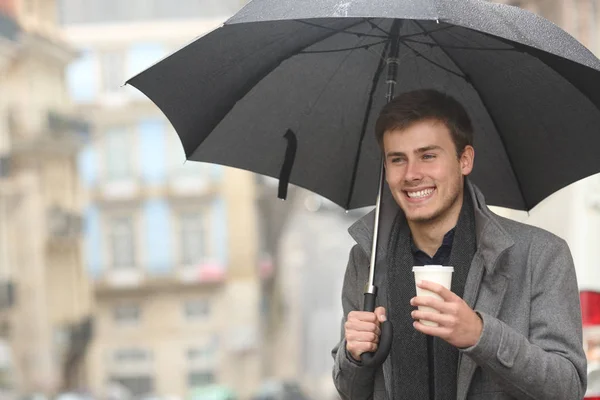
[456,183,513,400]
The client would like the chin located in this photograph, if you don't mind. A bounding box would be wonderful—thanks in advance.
[405,201,447,222]
[406,213,437,224]
[403,207,436,223]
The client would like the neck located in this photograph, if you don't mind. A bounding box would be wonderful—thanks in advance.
[409,193,464,258]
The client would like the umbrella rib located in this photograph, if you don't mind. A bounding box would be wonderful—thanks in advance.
[402,41,466,79]
[344,37,392,210]
[296,19,454,41]
[366,19,391,36]
[297,32,376,132]
[402,37,516,51]
[398,24,455,38]
[185,18,371,158]
[296,19,388,38]
[414,21,528,209]
[299,39,390,55]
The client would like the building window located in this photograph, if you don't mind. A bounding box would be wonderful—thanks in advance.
[187,370,215,388]
[108,215,136,268]
[179,212,207,266]
[126,43,167,79]
[67,49,98,103]
[104,126,133,181]
[183,299,210,321]
[113,348,152,363]
[100,50,125,94]
[187,345,215,364]
[109,348,154,396]
[109,376,154,398]
[113,304,140,325]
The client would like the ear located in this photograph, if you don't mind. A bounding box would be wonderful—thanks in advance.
[460,145,475,176]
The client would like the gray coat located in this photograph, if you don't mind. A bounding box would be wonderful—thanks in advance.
[332,181,587,400]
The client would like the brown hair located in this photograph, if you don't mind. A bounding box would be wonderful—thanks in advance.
[374,89,474,157]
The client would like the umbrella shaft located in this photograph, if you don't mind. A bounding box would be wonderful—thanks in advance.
[386,58,399,102]
[385,20,402,102]
[366,20,403,294]
[366,160,385,293]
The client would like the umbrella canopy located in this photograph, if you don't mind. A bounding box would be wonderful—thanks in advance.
[127,0,600,211]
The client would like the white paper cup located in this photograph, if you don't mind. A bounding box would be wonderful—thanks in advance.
[412,265,454,327]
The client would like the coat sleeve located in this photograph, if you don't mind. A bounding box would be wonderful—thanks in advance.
[331,244,380,400]
[461,236,587,400]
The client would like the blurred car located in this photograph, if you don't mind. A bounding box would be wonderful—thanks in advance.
[581,291,600,400]
[187,385,236,400]
[251,380,311,400]
[20,394,48,400]
[588,361,600,400]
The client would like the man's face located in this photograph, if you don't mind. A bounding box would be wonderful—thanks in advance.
[383,119,474,224]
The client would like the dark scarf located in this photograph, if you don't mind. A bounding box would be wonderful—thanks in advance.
[386,189,477,400]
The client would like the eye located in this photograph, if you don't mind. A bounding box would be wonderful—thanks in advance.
[390,157,406,164]
[422,153,436,160]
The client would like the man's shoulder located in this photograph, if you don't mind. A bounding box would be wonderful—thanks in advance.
[489,211,567,247]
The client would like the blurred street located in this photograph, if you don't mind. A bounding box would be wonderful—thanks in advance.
[0,0,598,400]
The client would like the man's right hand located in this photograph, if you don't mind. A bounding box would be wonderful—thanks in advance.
[345,306,387,361]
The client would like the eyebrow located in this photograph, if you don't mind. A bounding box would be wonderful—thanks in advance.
[386,145,443,158]
[415,145,443,153]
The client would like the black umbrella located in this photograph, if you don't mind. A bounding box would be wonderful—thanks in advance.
[127,0,600,366]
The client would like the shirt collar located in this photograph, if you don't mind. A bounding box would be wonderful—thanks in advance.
[410,228,456,255]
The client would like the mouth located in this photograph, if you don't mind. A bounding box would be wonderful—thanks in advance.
[404,187,435,201]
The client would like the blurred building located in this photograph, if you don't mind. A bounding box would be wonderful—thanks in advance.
[498,0,600,54]
[495,1,600,399]
[59,1,263,399]
[0,0,93,396]
[274,193,362,399]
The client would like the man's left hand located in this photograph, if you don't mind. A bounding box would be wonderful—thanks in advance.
[411,280,483,349]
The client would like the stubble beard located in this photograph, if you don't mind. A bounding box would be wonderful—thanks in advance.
[406,183,463,226]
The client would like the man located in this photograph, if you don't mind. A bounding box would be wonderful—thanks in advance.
[331,89,587,400]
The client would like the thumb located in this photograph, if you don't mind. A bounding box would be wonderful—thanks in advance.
[374,306,387,322]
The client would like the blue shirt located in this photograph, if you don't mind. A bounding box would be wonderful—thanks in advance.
[411,228,455,266]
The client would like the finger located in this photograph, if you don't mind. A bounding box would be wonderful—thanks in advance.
[347,341,378,360]
[410,296,450,313]
[374,306,387,322]
[412,320,451,338]
[348,311,379,323]
[346,330,380,344]
[416,280,458,302]
[345,320,382,336]
[411,310,454,326]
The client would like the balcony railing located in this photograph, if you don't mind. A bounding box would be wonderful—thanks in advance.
[47,206,83,239]
[95,263,227,293]
[47,110,90,137]
[99,177,142,201]
[8,107,89,152]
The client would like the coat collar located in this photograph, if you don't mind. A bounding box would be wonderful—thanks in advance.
[348,179,515,273]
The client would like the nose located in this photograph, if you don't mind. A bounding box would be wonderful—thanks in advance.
[404,159,423,182]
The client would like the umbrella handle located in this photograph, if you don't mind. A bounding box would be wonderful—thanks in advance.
[360,292,393,367]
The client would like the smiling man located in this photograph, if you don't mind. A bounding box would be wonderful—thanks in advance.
[332,89,587,400]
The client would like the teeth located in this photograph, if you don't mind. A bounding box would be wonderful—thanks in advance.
[407,189,434,199]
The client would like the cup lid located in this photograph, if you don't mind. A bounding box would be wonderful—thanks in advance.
[412,265,454,272]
